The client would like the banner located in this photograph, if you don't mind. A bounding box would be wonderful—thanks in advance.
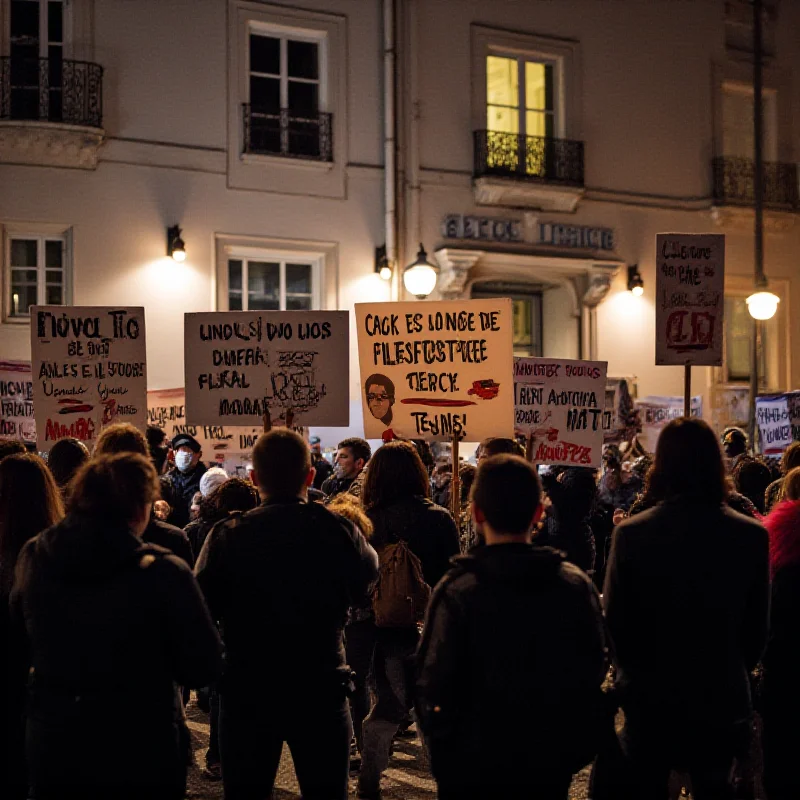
[0,360,35,443]
[30,306,147,452]
[656,233,725,366]
[636,395,703,453]
[147,388,263,461]
[514,357,607,467]
[184,311,349,428]
[355,299,513,441]
[755,395,792,455]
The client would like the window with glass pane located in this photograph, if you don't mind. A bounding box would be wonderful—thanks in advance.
[248,29,321,158]
[486,54,556,176]
[229,258,316,311]
[725,296,769,385]
[8,234,67,317]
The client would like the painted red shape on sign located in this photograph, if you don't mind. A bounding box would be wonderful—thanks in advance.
[665,310,715,352]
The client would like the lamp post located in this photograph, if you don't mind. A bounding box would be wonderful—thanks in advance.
[747,0,779,453]
[403,244,439,299]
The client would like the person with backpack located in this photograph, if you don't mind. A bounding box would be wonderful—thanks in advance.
[195,429,378,800]
[415,454,608,800]
[357,441,460,800]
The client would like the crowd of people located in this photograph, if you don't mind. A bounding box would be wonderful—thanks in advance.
[0,417,797,799]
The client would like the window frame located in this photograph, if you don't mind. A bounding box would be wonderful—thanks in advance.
[227,251,321,312]
[2,223,72,322]
[471,24,582,143]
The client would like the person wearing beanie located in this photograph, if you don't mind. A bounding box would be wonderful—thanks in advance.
[162,434,208,529]
[200,467,229,498]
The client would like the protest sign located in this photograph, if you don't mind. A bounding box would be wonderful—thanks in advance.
[755,395,792,455]
[514,358,607,467]
[147,387,263,461]
[656,233,725,367]
[355,299,513,442]
[636,395,703,453]
[184,311,349,428]
[0,360,35,443]
[30,306,147,452]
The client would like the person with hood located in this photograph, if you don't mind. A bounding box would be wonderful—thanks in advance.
[764,441,800,514]
[357,441,460,800]
[195,429,378,800]
[415,454,608,799]
[94,424,193,566]
[162,433,208,528]
[46,437,89,502]
[9,452,222,800]
[761,466,800,798]
[604,418,769,797]
[1,453,64,800]
[721,427,749,472]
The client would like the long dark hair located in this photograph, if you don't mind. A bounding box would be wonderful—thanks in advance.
[648,418,728,505]
[362,441,431,510]
[0,453,64,592]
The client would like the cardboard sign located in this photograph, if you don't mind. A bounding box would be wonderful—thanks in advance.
[184,311,349,427]
[30,306,147,452]
[355,299,513,441]
[756,395,792,455]
[656,233,725,366]
[0,360,35,443]
[636,395,703,453]
[148,387,263,461]
[514,357,607,467]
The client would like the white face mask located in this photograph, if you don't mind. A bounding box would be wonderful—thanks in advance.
[175,451,194,472]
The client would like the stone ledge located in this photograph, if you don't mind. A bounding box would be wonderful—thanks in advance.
[0,121,105,170]
[474,175,585,212]
[710,204,797,233]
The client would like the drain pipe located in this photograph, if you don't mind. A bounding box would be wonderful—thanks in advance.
[383,0,398,299]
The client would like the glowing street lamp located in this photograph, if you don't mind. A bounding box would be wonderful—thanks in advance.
[746,289,779,321]
[403,244,439,299]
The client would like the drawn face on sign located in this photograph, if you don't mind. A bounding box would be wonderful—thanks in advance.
[365,374,394,426]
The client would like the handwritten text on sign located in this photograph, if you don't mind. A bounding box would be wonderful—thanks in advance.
[755,395,792,455]
[636,395,703,454]
[355,300,514,442]
[656,233,725,366]
[184,311,349,427]
[0,360,35,443]
[30,306,147,452]
[514,358,607,467]
[148,388,263,458]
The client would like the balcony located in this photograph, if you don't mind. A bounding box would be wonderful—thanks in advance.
[242,105,333,163]
[711,156,799,232]
[473,130,585,212]
[0,57,104,169]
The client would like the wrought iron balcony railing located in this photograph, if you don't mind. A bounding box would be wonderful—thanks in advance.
[712,156,799,211]
[0,57,103,128]
[474,130,584,186]
[243,105,333,162]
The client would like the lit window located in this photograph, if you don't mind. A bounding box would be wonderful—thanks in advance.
[228,258,316,311]
[6,233,68,318]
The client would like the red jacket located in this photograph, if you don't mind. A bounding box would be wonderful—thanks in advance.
[765,499,800,579]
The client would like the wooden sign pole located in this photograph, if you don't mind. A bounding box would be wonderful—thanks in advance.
[450,432,460,519]
[525,433,535,463]
[684,362,691,418]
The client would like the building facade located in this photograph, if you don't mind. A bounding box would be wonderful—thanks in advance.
[1,0,798,446]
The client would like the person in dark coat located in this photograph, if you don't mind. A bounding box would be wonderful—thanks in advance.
[1,453,64,800]
[604,418,769,798]
[321,437,372,498]
[357,441,460,800]
[764,441,800,514]
[162,433,208,528]
[761,466,800,799]
[416,454,608,800]
[94,423,193,565]
[732,456,773,515]
[310,436,333,490]
[539,467,597,574]
[9,452,222,800]
[195,429,378,800]
[46,437,89,502]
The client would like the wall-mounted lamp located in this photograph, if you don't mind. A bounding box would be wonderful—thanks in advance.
[375,245,392,281]
[403,244,439,299]
[627,265,644,296]
[747,287,779,320]
[167,225,186,262]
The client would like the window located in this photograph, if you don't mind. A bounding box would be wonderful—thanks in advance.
[486,55,554,140]
[228,257,315,311]
[472,284,542,357]
[724,296,776,389]
[722,82,777,161]
[8,0,66,121]
[6,232,68,318]
[244,27,330,160]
